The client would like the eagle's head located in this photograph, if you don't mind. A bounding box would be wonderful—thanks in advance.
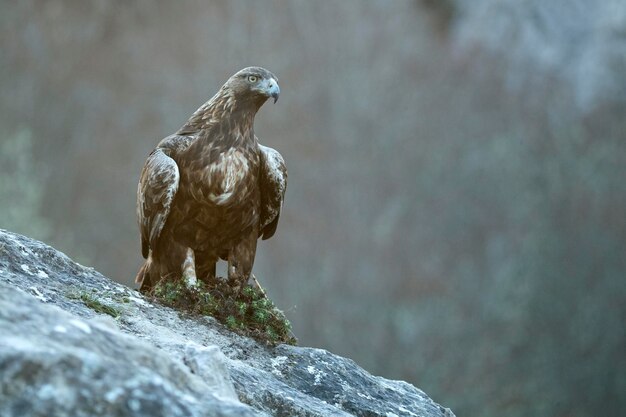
[179,67,280,134]
[222,67,280,109]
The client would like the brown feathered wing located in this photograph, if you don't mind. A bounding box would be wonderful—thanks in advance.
[258,144,287,240]
[137,147,180,258]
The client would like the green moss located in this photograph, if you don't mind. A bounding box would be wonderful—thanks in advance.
[151,278,297,346]
[70,291,121,318]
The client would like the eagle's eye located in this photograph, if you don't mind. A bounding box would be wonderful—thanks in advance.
[247,75,259,83]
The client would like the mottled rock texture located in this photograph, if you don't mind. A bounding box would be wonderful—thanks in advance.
[0,229,454,417]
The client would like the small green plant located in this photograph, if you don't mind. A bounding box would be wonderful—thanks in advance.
[69,291,121,318]
[151,278,297,345]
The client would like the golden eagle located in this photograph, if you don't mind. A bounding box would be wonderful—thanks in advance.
[135,67,286,292]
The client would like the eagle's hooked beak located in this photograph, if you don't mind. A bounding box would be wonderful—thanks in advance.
[265,78,280,103]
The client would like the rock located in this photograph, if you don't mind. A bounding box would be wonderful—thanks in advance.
[0,229,454,417]
[0,285,253,417]
[183,344,239,402]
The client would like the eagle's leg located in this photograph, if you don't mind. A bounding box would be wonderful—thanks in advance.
[196,253,218,287]
[227,229,258,293]
[181,247,198,288]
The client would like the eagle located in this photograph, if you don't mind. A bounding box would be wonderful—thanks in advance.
[135,67,287,293]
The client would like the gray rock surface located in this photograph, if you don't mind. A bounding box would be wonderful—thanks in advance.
[0,229,455,417]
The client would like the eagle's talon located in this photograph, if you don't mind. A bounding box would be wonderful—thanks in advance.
[229,282,242,295]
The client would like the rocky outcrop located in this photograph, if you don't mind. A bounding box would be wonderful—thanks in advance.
[0,229,454,417]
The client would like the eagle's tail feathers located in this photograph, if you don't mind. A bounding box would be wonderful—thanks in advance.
[135,256,156,292]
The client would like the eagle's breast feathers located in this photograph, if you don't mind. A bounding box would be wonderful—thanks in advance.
[204,148,254,205]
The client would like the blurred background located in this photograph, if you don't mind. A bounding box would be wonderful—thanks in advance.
[2,1,626,416]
